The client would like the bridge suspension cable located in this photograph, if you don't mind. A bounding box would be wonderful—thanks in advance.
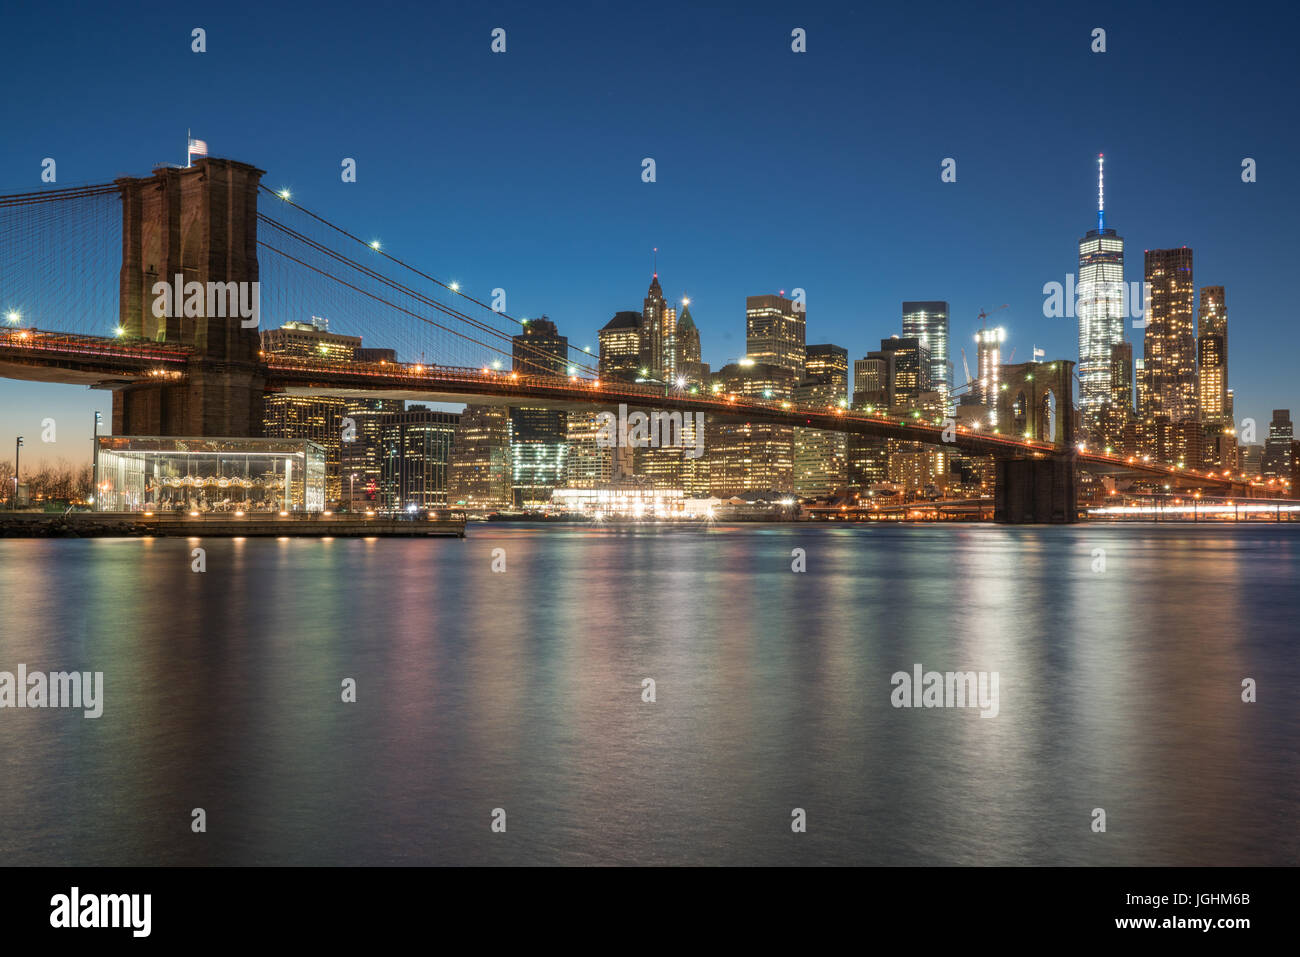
[0,183,121,338]
[256,212,596,375]
[0,182,119,208]
[257,186,599,375]
[257,238,529,367]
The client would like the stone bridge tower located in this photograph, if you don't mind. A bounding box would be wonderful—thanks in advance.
[994,360,1079,522]
[112,158,267,437]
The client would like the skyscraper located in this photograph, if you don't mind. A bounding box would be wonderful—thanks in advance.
[1077,154,1126,428]
[378,406,459,509]
[1197,286,1228,424]
[1096,341,1135,454]
[902,301,950,407]
[263,394,348,504]
[974,326,1006,416]
[447,405,512,510]
[876,336,930,408]
[1262,410,1294,478]
[598,311,643,383]
[563,410,614,489]
[512,315,568,376]
[1143,247,1197,426]
[707,361,796,495]
[642,272,675,380]
[674,302,708,385]
[511,317,569,507]
[1109,341,1134,411]
[341,396,405,509]
[804,343,849,396]
[793,344,849,497]
[745,294,806,375]
[260,321,360,505]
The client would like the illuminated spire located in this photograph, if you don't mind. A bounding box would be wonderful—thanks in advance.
[1097,153,1105,231]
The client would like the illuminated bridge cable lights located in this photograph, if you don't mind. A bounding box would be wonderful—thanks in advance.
[256,185,599,374]
[256,213,596,376]
[255,239,522,368]
[256,213,579,373]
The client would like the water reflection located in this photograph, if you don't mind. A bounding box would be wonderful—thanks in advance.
[0,524,1295,865]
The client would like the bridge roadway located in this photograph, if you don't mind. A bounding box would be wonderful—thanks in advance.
[0,327,1257,495]
[0,327,188,384]
[263,356,1253,495]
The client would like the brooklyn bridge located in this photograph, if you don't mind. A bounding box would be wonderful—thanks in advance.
[0,157,1266,522]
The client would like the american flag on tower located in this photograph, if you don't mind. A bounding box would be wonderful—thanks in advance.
[186,134,208,167]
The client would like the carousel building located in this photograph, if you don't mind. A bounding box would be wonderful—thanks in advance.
[94,436,326,513]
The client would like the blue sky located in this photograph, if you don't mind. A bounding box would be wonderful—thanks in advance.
[2,0,1298,463]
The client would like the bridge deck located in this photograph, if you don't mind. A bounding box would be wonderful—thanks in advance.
[0,328,1260,495]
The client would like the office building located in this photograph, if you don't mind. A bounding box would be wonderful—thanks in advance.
[377,405,459,508]
[447,405,513,509]
[260,318,360,361]
[902,301,950,408]
[1142,247,1197,425]
[793,344,849,497]
[875,336,930,408]
[974,326,1006,414]
[263,394,348,504]
[1262,410,1294,478]
[511,317,569,507]
[642,273,676,380]
[745,294,806,375]
[1077,155,1126,424]
[1197,286,1228,424]
[706,360,796,495]
[854,354,894,409]
[341,397,405,509]
[564,410,615,488]
[674,303,709,386]
[598,311,644,383]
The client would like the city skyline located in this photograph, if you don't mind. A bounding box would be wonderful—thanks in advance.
[1,170,1285,470]
[3,0,1298,891]
[2,1,1297,466]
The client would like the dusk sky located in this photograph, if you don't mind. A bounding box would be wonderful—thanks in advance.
[3,0,1298,464]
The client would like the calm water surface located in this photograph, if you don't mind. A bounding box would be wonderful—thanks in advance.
[0,523,1296,865]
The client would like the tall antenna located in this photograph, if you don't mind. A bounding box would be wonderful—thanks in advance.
[1097,153,1105,231]
[653,246,658,278]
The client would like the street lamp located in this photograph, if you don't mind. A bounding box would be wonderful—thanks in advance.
[13,436,22,509]
[91,411,102,510]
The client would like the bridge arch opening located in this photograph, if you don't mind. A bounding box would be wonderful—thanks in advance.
[1012,390,1028,437]
[1039,389,1058,444]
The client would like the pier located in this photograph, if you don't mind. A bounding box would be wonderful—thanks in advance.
[0,511,466,538]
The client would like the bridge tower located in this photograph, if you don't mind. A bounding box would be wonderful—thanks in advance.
[112,158,267,437]
[994,359,1079,523]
